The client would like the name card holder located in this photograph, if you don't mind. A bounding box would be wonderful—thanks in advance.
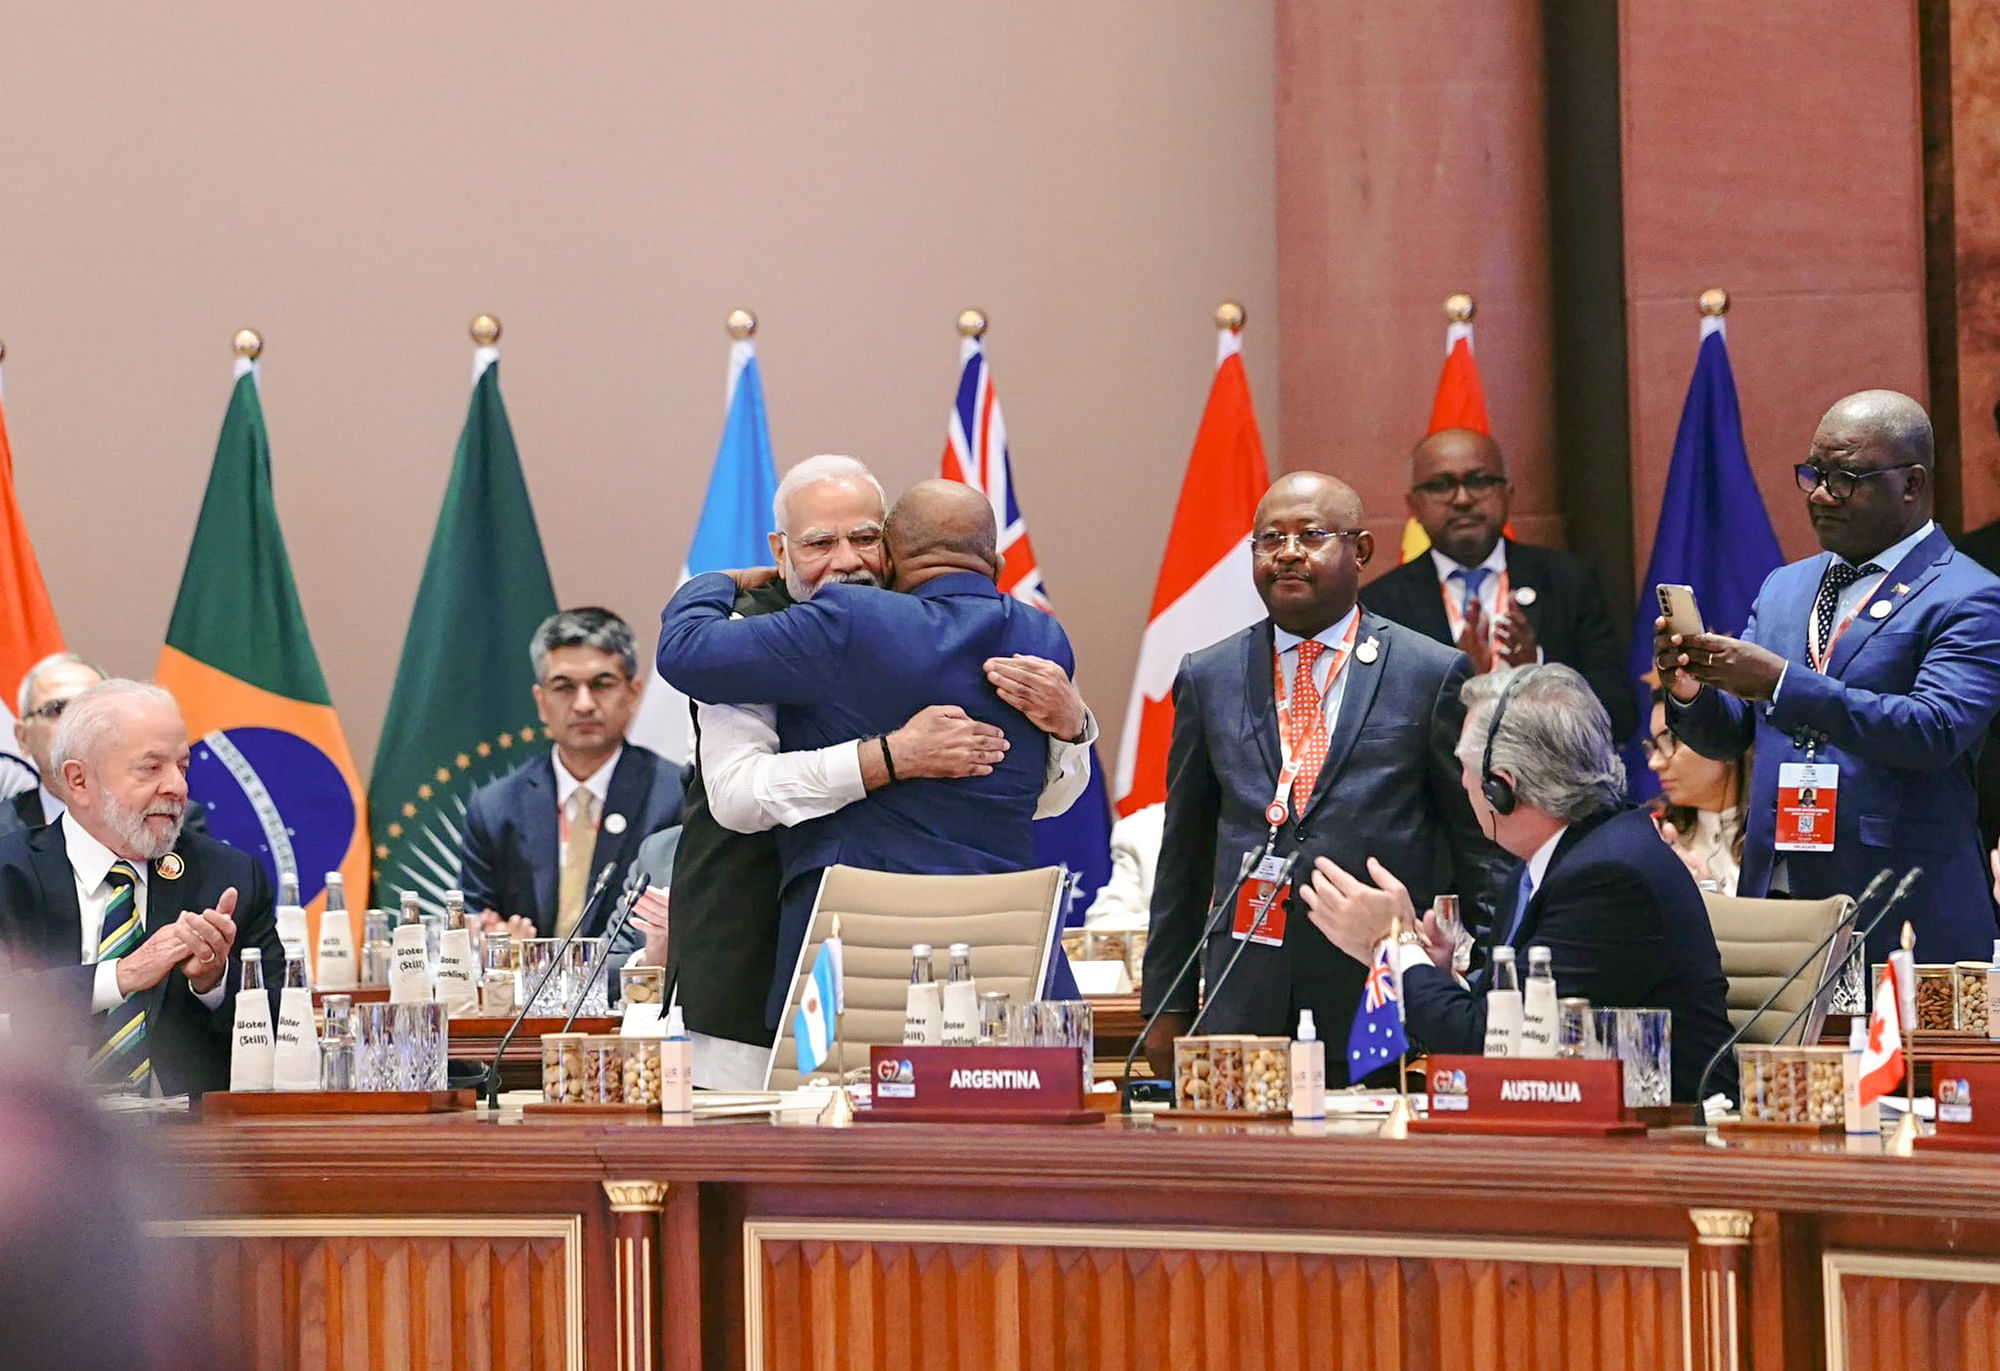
[857,1046,1103,1125]
[1408,1055,1644,1138]
[1915,1059,2000,1152]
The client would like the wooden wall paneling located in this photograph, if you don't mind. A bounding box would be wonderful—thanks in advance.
[1824,1252,2000,1371]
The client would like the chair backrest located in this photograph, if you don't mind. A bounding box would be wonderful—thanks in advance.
[764,865,1067,1091]
[1703,892,1855,1045]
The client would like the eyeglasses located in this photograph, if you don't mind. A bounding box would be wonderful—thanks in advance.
[22,697,68,723]
[785,526,885,557]
[1248,528,1366,557]
[1411,472,1507,499]
[1793,461,1922,501]
[1640,731,1679,761]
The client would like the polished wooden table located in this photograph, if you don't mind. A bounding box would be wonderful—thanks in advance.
[148,1104,2000,1371]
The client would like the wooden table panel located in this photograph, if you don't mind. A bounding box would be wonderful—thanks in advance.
[1825,1252,2000,1371]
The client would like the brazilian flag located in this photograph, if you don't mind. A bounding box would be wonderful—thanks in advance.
[157,346,368,948]
[368,347,556,907]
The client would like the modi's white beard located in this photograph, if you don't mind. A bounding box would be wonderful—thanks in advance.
[102,792,186,862]
[788,567,882,601]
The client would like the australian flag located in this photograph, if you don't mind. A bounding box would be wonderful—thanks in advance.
[942,325,1113,926]
[1348,941,1410,1075]
[1625,316,1783,793]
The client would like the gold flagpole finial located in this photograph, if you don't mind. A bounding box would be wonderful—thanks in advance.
[232,329,263,361]
[1902,921,1916,953]
[1698,288,1730,317]
[1444,293,1476,323]
[726,308,757,340]
[470,314,502,347]
[1215,301,1246,332]
[830,912,842,940]
[956,308,989,339]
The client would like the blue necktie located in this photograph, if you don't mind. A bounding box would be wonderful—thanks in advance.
[1502,867,1533,946]
[1454,566,1490,614]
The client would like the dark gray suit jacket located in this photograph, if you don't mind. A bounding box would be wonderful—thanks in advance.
[1141,611,1513,1083]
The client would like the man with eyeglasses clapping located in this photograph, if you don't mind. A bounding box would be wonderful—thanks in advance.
[1361,429,1637,742]
[1656,390,2000,964]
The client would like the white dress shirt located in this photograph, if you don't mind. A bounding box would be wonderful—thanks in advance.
[699,701,1099,836]
[553,745,620,861]
[1271,604,1362,740]
[62,811,226,1015]
[1523,824,1567,896]
[1430,541,1509,623]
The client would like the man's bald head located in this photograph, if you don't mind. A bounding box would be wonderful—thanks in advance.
[1804,389,1935,562]
[1817,390,1934,470]
[885,479,1002,590]
[1406,427,1511,565]
[1250,471,1374,636]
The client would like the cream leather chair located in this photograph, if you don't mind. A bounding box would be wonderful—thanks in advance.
[1702,892,1856,1045]
[764,865,1069,1091]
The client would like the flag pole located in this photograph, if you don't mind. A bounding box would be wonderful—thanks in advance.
[1380,911,1415,1139]
[1888,920,1920,1156]
[816,912,855,1128]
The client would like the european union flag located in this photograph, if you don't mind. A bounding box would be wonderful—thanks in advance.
[1626,321,1784,788]
[1348,941,1409,1074]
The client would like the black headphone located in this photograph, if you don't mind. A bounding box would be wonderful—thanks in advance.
[1480,669,1534,817]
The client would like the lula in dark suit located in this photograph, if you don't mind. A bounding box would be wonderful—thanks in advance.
[0,821,283,1097]
[1362,539,1638,742]
[1400,806,1736,1103]
[459,744,684,937]
[1141,612,1514,1083]
[658,568,1071,1023]
[1672,525,2000,963]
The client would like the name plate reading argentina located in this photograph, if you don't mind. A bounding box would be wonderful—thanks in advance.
[860,1046,1101,1124]
[1412,1055,1642,1137]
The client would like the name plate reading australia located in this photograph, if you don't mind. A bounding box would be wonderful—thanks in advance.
[859,1046,1102,1125]
[1411,1055,1643,1137]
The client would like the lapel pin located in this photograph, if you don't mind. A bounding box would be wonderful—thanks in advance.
[1869,601,1892,620]
[1355,636,1380,665]
[1511,585,1538,607]
[1894,583,1911,596]
[603,812,627,836]
[156,853,185,881]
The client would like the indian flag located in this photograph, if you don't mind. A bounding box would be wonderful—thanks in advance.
[0,346,67,734]
[156,335,368,948]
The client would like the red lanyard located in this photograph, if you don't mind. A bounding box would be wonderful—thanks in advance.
[1266,615,1360,827]
[1810,580,1885,672]
[1440,568,1510,642]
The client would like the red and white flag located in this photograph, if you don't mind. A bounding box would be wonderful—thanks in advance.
[1858,949,1914,1106]
[0,359,65,732]
[1112,319,1269,817]
[1400,304,1494,563]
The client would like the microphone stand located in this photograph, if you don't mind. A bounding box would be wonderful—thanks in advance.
[560,874,651,1032]
[485,861,618,1108]
[1185,851,1301,1036]
[1690,867,1895,1109]
[1119,843,1271,1111]
[1763,867,1925,1050]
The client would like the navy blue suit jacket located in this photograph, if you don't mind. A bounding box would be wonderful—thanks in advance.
[459,744,684,938]
[0,823,283,1097]
[1670,527,2000,963]
[657,570,1072,1020]
[1139,612,1514,1083]
[1400,807,1736,1103]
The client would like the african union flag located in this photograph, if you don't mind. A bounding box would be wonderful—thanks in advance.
[156,337,368,947]
[367,327,557,908]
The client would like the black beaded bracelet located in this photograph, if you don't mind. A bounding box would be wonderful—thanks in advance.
[879,734,899,784]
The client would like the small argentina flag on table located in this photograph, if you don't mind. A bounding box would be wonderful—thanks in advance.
[792,935,844,1075]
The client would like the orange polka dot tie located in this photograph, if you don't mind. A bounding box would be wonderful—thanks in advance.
[1288,639,1329,816]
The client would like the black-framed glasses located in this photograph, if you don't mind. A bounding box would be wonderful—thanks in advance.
[1411,472,1507,499]
[22,697,67,723]
[1793,461,1922,501]
[1640,731,1679,761]
[1248,528,1366,557]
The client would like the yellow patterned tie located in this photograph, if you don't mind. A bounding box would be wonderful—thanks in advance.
[88,860,150,1089]
[556,790,599,938]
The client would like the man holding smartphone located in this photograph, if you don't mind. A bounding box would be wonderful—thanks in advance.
[1655,390,2000,963]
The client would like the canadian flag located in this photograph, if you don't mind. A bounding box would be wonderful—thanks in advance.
[1112,317,1270,817]
[1400,303,1494,563]
[1858,948,1915,1106]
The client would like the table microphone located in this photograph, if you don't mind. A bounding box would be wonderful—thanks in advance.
[1119,842,1272,1110]
[1763,866,1925,1049]
[1186,850,1300,1037]
[485,860,618,1108]
[559,873,650,1033]
[1690,866,1895,1109]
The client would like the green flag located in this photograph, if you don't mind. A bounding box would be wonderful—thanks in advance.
[368,355,557,905]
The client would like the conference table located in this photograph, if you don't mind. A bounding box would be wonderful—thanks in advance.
[156,1101,2000,1371]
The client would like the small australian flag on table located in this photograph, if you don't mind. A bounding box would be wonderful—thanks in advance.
[1348,941,1410,1073]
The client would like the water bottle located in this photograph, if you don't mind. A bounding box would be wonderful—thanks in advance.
[314,871,358,990]
[1519,945,1558,1058]
[940,943,978,1045]
[903,943,942,1046]
[1483,946,1524,1058]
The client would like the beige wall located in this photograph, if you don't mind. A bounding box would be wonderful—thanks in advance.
[0,4,1278,772]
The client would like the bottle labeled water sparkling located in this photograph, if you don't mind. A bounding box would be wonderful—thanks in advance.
[1518,945,1558,1058]
[903,943,942,1046]
[940,943,978,1046]
[314,871,358,990]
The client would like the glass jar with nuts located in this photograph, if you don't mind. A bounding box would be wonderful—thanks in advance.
[579,1035,625,1104]
[1801,1047,1845,1127]
[620,964,666,1009]
[1735,1045,1772,1123]
[540,1032,589,1106]
[1241,1036,1291,1114]
[621,1038,662,1108]
[1955,962,1989,1035]
[1914,965,1956,1032]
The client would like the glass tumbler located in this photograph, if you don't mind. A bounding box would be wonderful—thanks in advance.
[351,1002,397,1092]
[319,994,357,1091]
[394,1001,448,1091]
[977,991,1012,1046]
[1620,1007,1672,1109]
[521,938,565,1015]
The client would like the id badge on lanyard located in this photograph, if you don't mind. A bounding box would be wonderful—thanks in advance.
[1231,853,1291,945]
[1775,761,1838,852]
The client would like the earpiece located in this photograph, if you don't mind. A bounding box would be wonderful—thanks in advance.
[1480,669,1533,817]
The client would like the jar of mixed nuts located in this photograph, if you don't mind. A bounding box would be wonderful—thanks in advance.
[1241,1036,1291,1114]
[1955,961,1990,1034]
[579,1035,625,1104]
[1801,1046,1846,1126]
[540,1032,589,1105]
[621,1038,662,1107]
[1206,1038,1247,1112]
[1735,1045,1773,1123]
[1173,1038,1214,1111]
[1766,1047,1810,1125]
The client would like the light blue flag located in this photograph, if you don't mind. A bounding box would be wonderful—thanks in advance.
[792,935,843,1074]
[629,336,782,760]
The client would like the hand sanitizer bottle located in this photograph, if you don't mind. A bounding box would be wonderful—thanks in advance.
[1290,1010,1326,1120]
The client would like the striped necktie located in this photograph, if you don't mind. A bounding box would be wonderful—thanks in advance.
[89,859,150,1090]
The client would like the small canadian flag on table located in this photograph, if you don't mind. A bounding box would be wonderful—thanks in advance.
[1858,947,1916,1106]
